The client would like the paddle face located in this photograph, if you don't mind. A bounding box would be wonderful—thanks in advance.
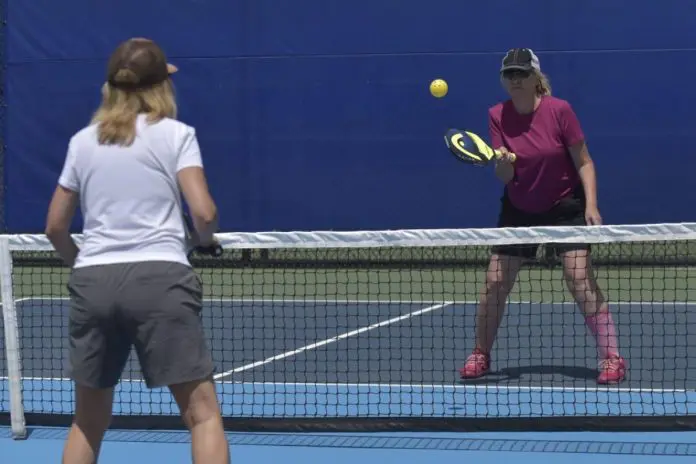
[444,129,499,167]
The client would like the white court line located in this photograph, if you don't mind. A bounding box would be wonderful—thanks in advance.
[224,381,696,394]
[13,297,450,305]
[0,376,693,394]
[212,302,453,380]
[13,297,696,306]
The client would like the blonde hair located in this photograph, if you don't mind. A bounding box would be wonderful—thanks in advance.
[534,70,552,96]
[91,69,177,146]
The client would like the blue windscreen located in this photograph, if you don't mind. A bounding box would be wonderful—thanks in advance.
[3,0,695,232]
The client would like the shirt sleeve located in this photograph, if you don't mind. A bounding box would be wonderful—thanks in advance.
[176,126,204,172]
[57,140,80,193]
[488,108,504,149]
[560,102,585,148]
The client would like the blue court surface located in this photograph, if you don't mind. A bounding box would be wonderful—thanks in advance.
[3,297,696,462]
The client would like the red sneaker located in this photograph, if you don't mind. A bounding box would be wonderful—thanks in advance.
[597,356,627,384]
[459,348,491,379]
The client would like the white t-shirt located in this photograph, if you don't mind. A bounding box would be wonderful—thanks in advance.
[58,114,203,269]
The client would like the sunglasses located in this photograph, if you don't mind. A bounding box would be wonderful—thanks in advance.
[502,69,532,80]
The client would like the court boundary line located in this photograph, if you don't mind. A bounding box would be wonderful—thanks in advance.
[212,302,454,380]
[1,376,692,394]
[12,297,696,306]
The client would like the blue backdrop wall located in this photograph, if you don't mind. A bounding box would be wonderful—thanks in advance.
[2,0,695,232]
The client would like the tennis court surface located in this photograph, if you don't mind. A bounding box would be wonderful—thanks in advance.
[3,297,696,422]
[2,223,696,461]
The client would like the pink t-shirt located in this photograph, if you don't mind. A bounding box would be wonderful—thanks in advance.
[488,96,585,213]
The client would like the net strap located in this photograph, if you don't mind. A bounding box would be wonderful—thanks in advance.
[0,236,26,439]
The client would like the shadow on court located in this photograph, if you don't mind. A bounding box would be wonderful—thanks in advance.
[461,365,600,385]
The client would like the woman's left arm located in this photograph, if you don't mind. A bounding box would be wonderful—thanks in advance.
[569,142,602,225]
[569,141,599,214]
[562,102,602,225]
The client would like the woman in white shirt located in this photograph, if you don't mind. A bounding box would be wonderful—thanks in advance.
[45,37,230,464]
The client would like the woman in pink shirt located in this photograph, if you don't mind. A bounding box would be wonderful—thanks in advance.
[459,48,626,385]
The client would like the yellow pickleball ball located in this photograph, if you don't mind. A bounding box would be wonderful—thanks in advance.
[430,79,448,98]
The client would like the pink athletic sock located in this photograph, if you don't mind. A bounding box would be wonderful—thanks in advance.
[585,311,620,359]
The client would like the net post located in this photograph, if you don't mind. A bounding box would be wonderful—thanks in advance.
[0,236,27,439]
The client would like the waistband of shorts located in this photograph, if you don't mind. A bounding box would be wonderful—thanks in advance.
[73,251,191,269]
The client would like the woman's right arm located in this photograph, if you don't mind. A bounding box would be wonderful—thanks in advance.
[494,149,515,184]
[178,167,218,245]
[176,128,218,246]
[489,111,514,184]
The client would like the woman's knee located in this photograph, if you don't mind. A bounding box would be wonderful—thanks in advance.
[564,261,589,283]
[74,384,114,432]
[562,250,591,282]
[484,254,521,296]
[170,378,221,429]
[562,252,605,307]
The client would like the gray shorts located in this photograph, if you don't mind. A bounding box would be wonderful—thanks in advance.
[66,261,215,389]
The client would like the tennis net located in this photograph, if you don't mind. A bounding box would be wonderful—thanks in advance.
[2,222,696,438]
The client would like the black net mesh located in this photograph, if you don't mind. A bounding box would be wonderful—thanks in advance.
[2,228,696,432]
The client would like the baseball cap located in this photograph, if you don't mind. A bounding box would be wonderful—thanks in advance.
[106,38,178,90]
[500,48,541,72]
